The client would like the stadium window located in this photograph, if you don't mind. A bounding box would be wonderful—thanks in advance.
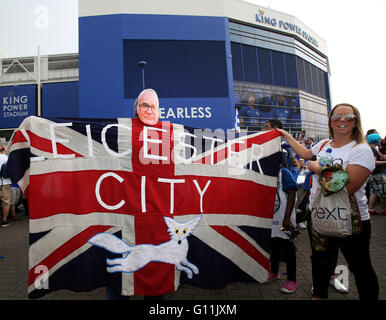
[271,50,286,87]
[257,47,273,85]
[311,65,319,96]
[284,53,298,88]
[231,42,243,81]
[123,40,228,98]
[241,44,258,83]
[318,68,326,99]
[304,61,312,94]
[296,56,306,91]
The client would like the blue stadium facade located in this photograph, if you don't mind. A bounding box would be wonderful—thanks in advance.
[0,0,331,139]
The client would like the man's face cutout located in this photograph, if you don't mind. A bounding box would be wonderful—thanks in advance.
[137,90,159,126]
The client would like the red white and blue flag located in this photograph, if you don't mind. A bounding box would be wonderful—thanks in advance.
[8,116,282,298]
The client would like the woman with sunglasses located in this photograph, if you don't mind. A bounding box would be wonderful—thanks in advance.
[276,103,379,300]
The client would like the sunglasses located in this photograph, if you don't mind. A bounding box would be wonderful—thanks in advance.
[331,113,356,122]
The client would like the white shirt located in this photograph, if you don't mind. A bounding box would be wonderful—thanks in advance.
[309,139,375,221]
[0,153,11,185]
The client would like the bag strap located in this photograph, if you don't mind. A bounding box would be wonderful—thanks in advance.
[350,194,362,235]
[307,174,313,191]
[318,139,330,153]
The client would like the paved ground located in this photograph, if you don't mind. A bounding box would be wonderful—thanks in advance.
[1,209,385,301]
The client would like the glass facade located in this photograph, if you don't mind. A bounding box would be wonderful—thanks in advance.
[48,55,78,71]
[229,21,330,139]
[234,81,301,133]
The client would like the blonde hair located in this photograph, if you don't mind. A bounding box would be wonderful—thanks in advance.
[328,103,365,144]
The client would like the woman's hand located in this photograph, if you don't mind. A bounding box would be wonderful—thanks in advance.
[306,160,322,174]
[276,128,287,137]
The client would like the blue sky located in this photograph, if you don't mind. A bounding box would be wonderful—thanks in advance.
[0,0,384,135]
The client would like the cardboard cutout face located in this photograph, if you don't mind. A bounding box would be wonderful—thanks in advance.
[137,90,159,126]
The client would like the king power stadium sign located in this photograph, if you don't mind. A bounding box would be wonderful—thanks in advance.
[3,95,29,117]
[0,85,36,129]
[255,11,319,48]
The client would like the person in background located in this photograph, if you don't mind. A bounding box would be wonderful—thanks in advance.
[239,94,261,132]
[380,136,386,161]
[366,133,386,215]
[0,145,12,227]
[272,95,292,129]
[263,119,299,294]
[297,130,307,145]
[291,152,301,181]
[380,137,386,177]
[277,103,379,300]
[366,129,378,137]
[305,137,314,149]
[9,182,21,221]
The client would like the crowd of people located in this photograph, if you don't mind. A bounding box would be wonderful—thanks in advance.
[0,89,384,301]
[237,93,301,132]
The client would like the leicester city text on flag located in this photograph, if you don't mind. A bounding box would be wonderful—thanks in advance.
[8,116,282,298]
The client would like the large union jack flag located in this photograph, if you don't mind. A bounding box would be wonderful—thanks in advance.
[8,116,282,298]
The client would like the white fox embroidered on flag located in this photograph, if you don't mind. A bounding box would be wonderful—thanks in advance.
[8,116,282,298]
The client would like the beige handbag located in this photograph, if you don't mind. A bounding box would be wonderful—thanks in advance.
[311,186,352,237]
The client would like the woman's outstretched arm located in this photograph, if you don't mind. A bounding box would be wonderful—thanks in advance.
[276,129,314,160]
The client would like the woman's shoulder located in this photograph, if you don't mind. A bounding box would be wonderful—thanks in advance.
[351,142,372,153]
[348,142,375,170]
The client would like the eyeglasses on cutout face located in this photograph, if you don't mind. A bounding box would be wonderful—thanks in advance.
[138,103,157,112]
[330,113,356,123]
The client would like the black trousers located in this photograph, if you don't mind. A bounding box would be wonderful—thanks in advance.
[270,237,296,281]
[308,219,379,300]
